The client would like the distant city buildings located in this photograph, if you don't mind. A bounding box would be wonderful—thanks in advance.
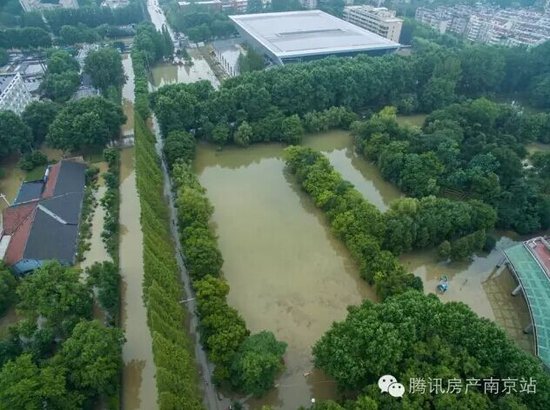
[0,73,32,115]
[299,0,317,9]
[343,5,403,42]
[416,5,550,47]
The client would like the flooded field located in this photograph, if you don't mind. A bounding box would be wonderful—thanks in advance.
[150,49,220,89]
[195,138,376,408]
[195,130,535,407]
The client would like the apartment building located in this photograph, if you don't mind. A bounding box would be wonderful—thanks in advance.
[0,73,32,115]
[343,5,403,42]
[416,5,550,46]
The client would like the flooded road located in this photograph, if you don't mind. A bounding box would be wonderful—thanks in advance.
[195,136,377,408]
[150,49,220,89]
[119,53,158,409]
[119,147,157,410]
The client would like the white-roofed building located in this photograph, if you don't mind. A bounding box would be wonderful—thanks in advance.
[229,10,401,65]
[0,73,31,115]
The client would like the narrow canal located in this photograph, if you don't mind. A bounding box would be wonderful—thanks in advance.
[119,53,158,410]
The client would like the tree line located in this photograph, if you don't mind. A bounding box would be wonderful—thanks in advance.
[170,160,287,396]
[312,290,550,409]
[354,103,550,234]
[0,261,124,409]
[134,113,204,409]
[150,38,550,143]
[165,5,236,43]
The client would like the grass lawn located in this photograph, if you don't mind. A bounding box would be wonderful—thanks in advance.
[25,165,47,181]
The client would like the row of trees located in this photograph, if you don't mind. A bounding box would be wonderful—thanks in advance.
[100,148,121,266]
[0,262,124,408]
[171,162,287,395]
[165,6,236,43]
[44,3,145,34]
[151,81,357,145]
[284,146,422,300]
[354,102,550,234]
[313,290,550,409]
[134,114,204,408]
[57,23,135,47]
[84,46,126,98]
[150,36,550,148]
[0,27,51,49]
[131,22,174,118]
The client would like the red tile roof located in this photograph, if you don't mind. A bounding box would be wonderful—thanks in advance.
[42,163,60,198]
[3,207,36,265]
[2,202,37,235]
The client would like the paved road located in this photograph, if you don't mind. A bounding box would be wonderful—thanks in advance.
[151,117,231,410]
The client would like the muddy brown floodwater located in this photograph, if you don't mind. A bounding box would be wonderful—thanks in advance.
[195,130,536,408]
[119,53,158,409]
[195,132,379,409]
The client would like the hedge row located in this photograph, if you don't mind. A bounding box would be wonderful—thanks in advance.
[101,148,120,265]
[171,163,249,383]
[284,146,423,300]
[130,49,150,119]
[134,113,203,409]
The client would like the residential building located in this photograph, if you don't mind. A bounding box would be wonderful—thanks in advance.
[415,5,550,47]
[19,0,78,12]
[221,0,248,13]
[343,6,403,42]
[0,160,87,275]
[177,0,223,11]
[299,0,317,9]
[0,73,32,115]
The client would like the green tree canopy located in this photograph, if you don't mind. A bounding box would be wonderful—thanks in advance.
[57,320,124,398]
[313,291,550,409]
[46,96,125,151]
[0,110,32,158]
[17,261,93,336]
[83,47,126,94]
[21,100,60,146]
[0,264,17,316]
[230,331,287,396]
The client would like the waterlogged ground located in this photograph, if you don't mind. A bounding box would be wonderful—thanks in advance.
[194,130,534,408]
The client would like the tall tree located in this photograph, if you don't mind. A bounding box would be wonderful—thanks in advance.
[21,101,60,146]
[83,47,126,94]
[46,96,125,151]
[0,110,32,158]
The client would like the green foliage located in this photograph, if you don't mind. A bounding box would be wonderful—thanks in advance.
[100,148,120,263]
[0,48,7,66]
[237,46,265,74]
[83,46,126,95]
[46,96,125,151]
[56,320,124,398]
[0,264,17,316]
[284,146,420,300]
[230,331,287,396]
[313,291,550,409]
[40,50,80,102]
[166,8,236,42]
[76,184,95,262]
[134,113,204,408]
[302,106,358,133]
[233,121,252,147]
[0,110,32,159]
[17,261,93,337]
[449,230,486,262]
[0,27,52,48]
[0,354,82,409]
[437,240,451,260]
[354,101,547,235]
[17,150,48,172]
[21,101,60,146]
[86,262,120,324]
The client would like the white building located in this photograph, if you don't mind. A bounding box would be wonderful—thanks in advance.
[343,6,403,42]
[0,73,32,115]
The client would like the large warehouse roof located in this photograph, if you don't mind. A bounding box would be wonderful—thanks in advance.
[229,10,400,61]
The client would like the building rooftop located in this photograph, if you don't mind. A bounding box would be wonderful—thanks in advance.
[229,10,400,60]
[0,73,17,95]
[504,237,550,369]
[1,159,87,272]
